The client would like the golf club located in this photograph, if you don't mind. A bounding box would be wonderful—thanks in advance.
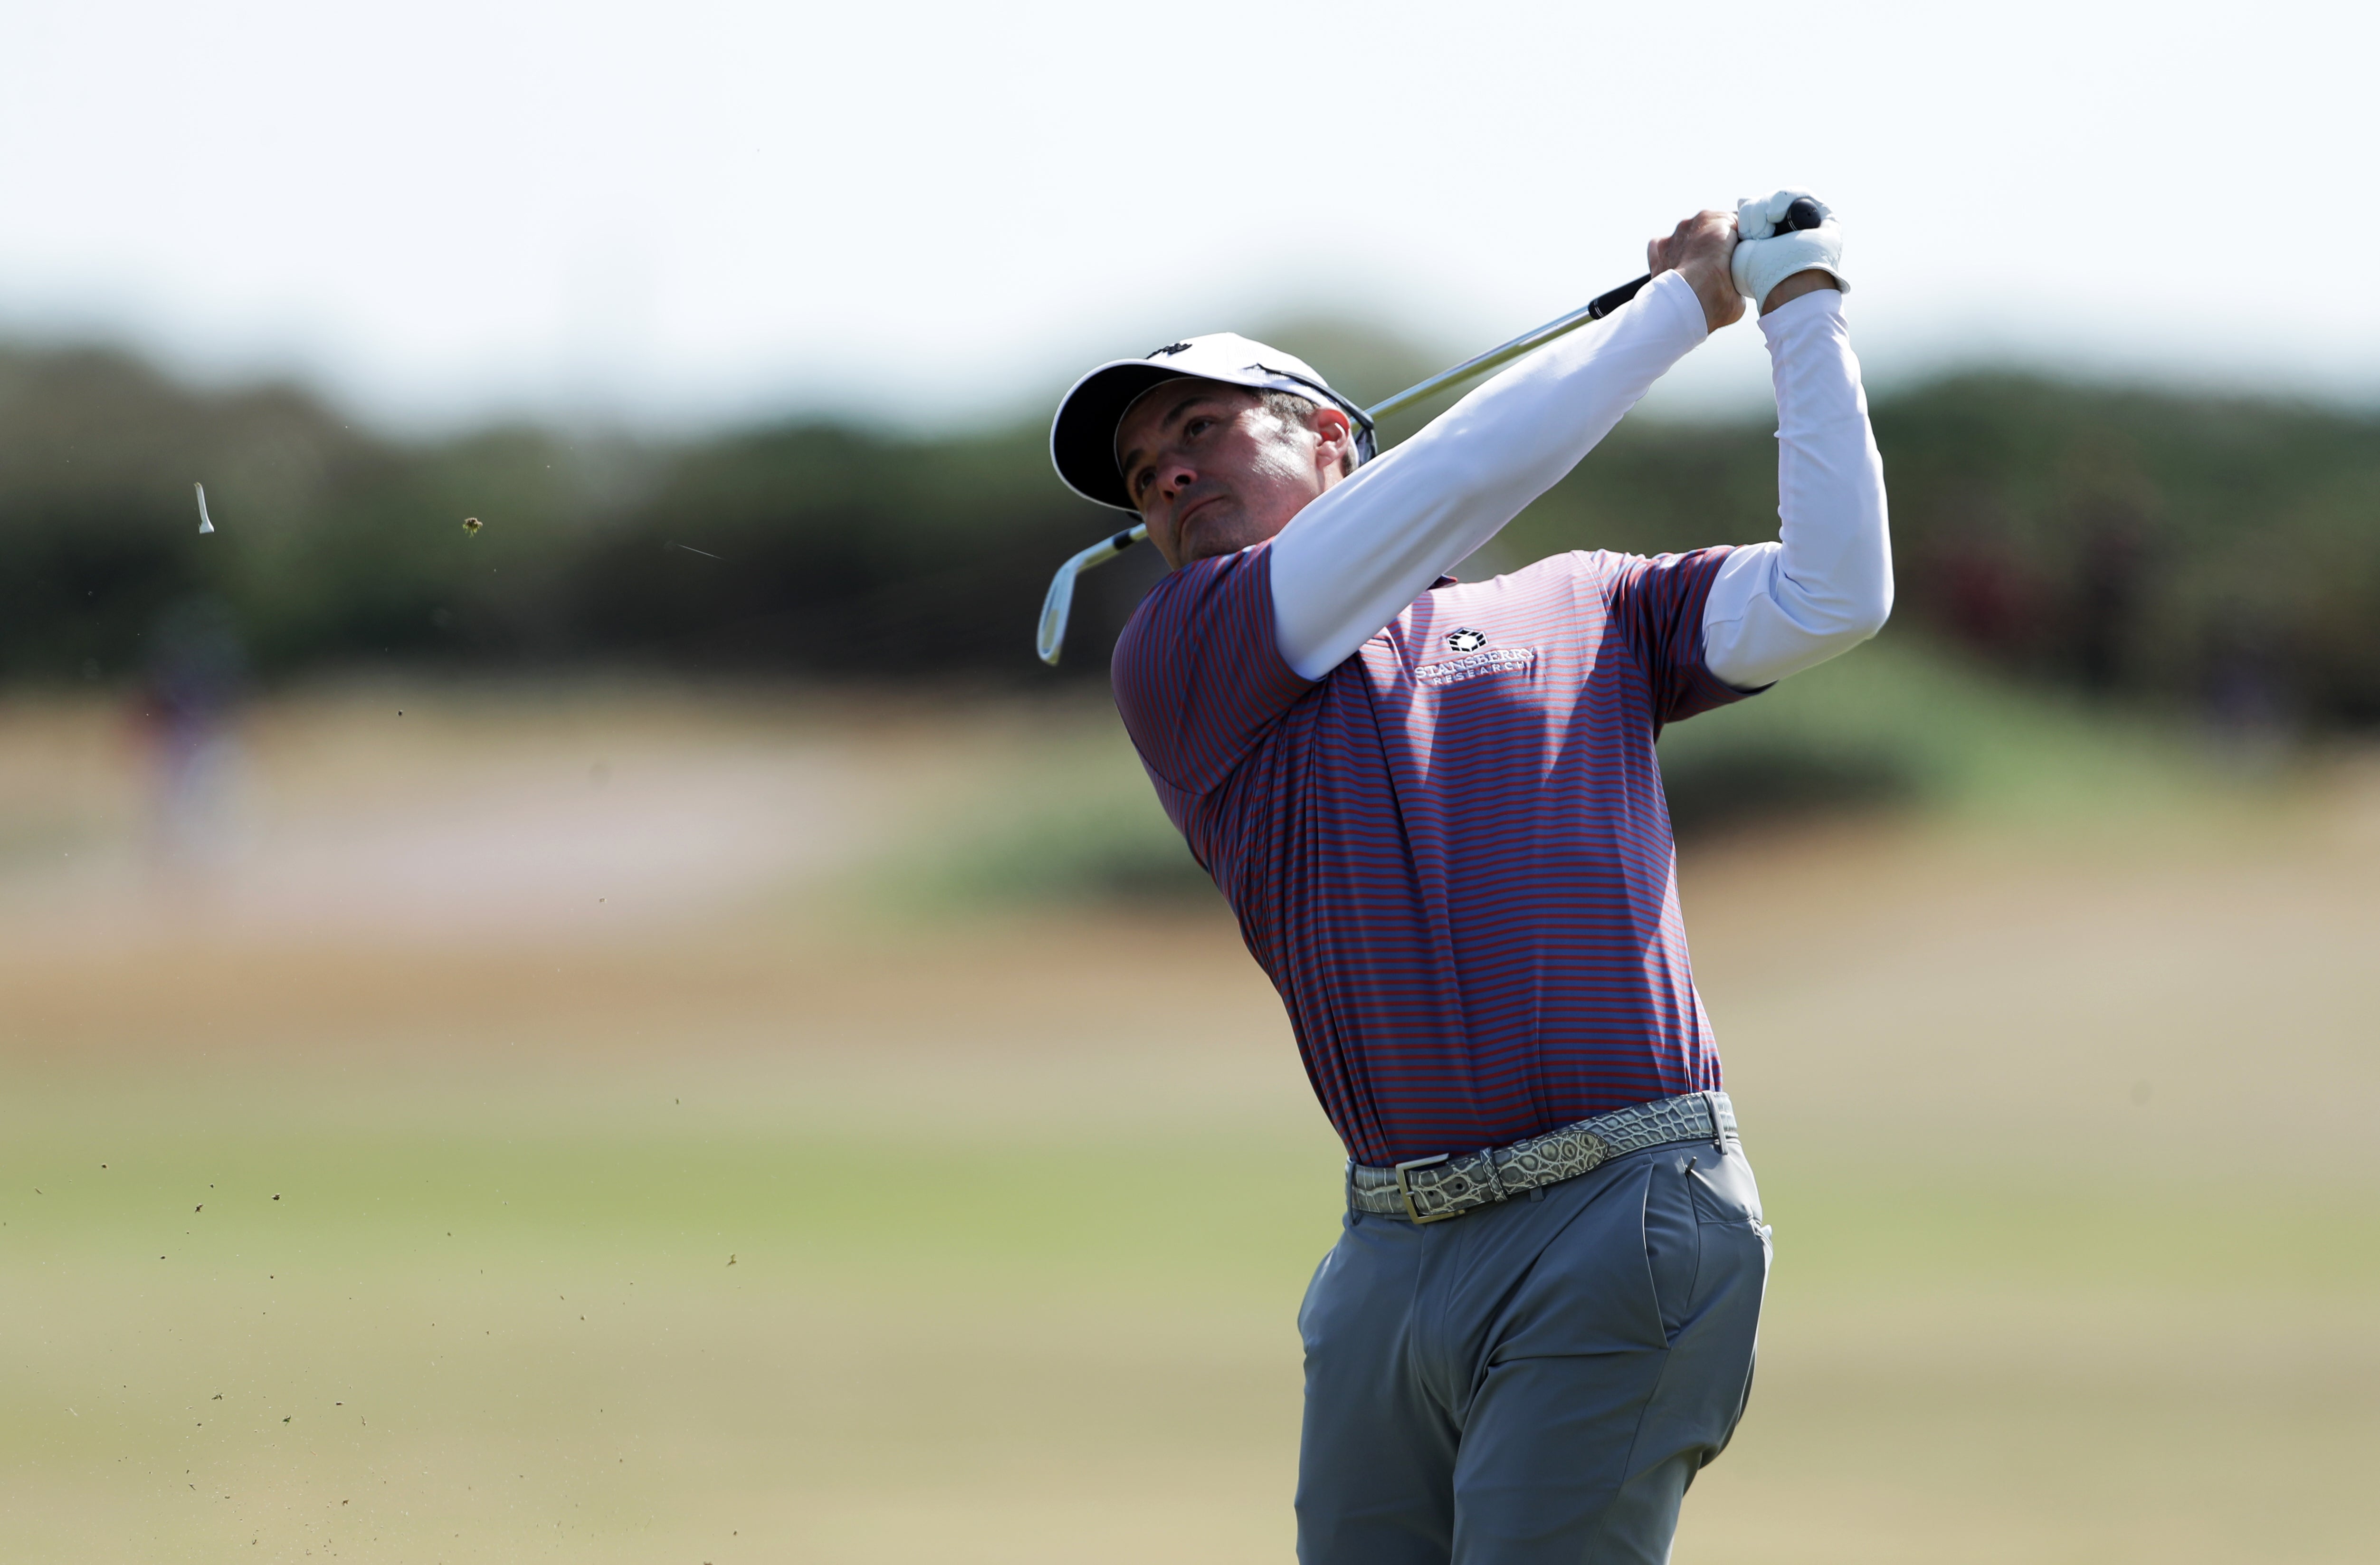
[1035,199,1824,666]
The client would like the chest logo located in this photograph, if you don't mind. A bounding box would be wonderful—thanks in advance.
[1445,628,1487,654]
[1415,641,1535,687]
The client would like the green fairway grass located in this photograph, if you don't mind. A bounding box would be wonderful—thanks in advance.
[8,1075,2375,1564]
[2,680,2375,1562]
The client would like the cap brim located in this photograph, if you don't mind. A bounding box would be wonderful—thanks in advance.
[1049,360,1188,512]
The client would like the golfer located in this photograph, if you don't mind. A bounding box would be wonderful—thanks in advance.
[1049,193,1889,1564]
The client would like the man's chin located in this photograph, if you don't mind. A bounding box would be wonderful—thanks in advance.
[1175,510,1260,565]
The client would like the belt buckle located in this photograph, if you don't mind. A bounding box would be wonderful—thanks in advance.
[1394,1153,1456,1224]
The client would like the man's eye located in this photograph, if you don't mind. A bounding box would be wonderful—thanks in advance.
[1186,418,1212,437]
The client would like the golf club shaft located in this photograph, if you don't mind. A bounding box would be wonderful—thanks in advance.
[1362,275,1648,426]
[1360,198,1824,425]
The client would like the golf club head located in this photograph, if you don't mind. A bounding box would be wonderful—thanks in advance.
[1036,562,1083,667]
[1037,524,1148,666]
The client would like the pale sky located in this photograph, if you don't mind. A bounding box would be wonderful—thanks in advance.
[0,0,2370,434]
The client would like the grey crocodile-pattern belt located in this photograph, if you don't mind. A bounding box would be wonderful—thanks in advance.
[1348,1091,1738,1223]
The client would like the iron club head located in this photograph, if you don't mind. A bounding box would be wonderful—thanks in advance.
[1037,524,1148,666]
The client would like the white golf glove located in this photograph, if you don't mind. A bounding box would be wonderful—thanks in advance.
[1732,189,1847,305]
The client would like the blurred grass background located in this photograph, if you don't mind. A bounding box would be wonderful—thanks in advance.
[3,324,2378,1561]
[3,642,2377,1563]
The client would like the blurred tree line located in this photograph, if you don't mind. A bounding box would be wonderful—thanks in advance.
[4,338,2375,726]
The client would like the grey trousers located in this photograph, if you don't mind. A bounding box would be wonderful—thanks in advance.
[1295,1137,1770,1565]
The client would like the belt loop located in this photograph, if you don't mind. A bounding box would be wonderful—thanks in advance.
[1701,1091,1726,1152]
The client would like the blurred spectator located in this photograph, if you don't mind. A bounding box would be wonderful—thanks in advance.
[134,596,251,874]
[2201,608,2298,772]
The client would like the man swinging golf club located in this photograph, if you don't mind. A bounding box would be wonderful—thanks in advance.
[1048,192,1890,1564]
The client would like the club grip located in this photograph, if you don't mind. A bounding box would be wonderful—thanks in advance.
[1585,275,1651,321]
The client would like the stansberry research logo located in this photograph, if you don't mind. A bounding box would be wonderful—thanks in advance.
[1446,628,1488,654]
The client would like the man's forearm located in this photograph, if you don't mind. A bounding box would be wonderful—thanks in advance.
[1268,272,1710,681]
[1701,288,1892,689]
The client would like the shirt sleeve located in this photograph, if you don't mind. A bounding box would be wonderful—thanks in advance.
[1268,271,1711,681]
[1610,545,1755,727]
[1112,543,1314,796]
[1700,287,1893,690]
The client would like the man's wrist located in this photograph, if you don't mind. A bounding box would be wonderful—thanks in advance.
[1761,269,1840,316]
[1656,259,1741,334]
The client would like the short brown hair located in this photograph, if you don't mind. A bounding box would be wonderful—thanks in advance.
[1259,391,1358,477]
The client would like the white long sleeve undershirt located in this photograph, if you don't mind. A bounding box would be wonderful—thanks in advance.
[1266,271,1891,689]
[1702,288,1893,688]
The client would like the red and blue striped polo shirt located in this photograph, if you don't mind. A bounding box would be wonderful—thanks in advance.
[1112,541,1750,1166]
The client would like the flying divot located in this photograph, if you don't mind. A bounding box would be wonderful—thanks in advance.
[463,516,483,535]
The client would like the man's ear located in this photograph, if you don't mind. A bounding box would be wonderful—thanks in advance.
[1309,405,1354,479]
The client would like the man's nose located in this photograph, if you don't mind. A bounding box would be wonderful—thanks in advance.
[1160,465,1196,499]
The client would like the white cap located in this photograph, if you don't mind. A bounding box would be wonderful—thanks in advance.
[1048,332,1374,512]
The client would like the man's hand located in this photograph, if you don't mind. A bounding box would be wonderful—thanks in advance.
[1647,210,1744,335]
[1733,190,1847,315]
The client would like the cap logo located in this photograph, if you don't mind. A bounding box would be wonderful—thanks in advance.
[1446,628,1487,654]
[1149,342,1192,358]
